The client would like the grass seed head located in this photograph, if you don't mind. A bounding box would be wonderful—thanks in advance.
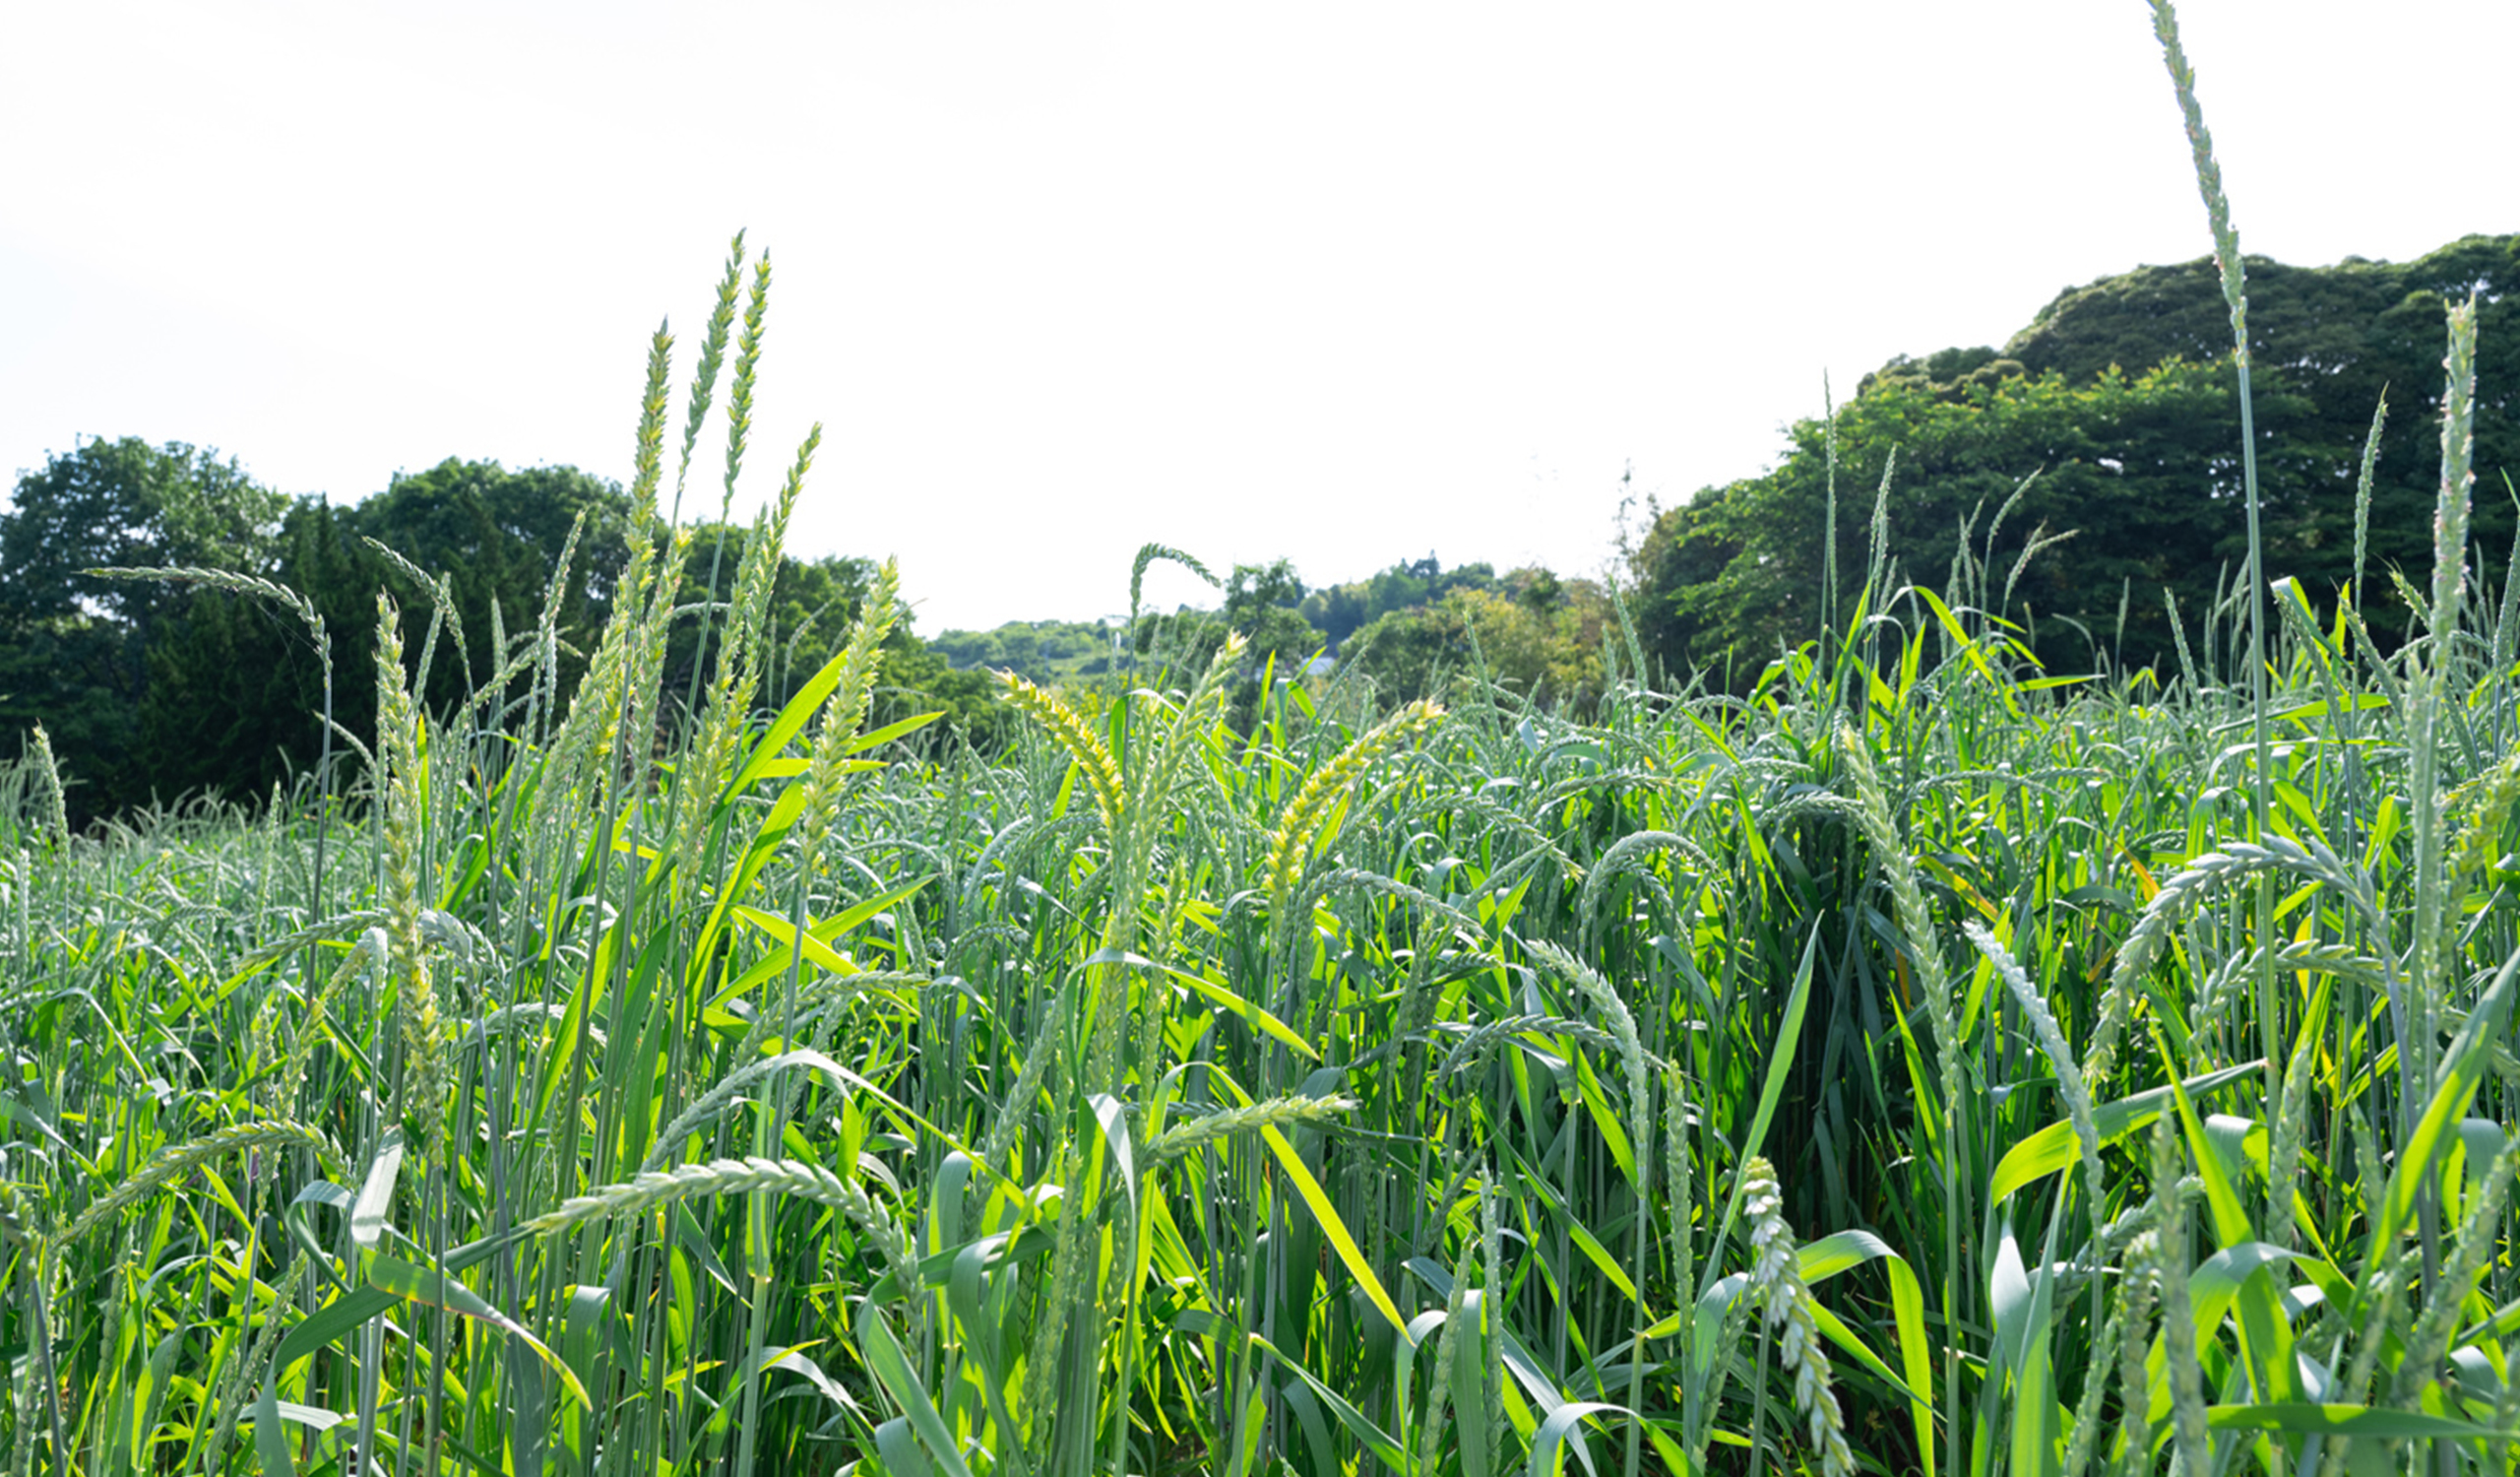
[1741,1155,1855,1477]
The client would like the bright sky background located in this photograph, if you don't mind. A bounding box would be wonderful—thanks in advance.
[5,2,2513,634]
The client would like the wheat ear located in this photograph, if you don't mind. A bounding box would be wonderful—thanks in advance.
[1262,699,1442,911]
[55,1120,345,1249]
[999,674,1124,833]
[1741,1156,1854,1477]
[527,1155,916,1300]
[1139,1095,1355,1169]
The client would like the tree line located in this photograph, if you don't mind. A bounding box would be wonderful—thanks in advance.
[0,449,998,822]
[6,232,2508,820]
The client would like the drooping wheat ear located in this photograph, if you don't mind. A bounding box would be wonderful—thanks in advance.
[55,1120,345,1250]
[1967,922,2103,1229]
[1437,1014,1622,1077]
[1524,939,1651,1190]
[1741,1156,1855,1477]
[642,1052,855,1174]
[1300,871,1484,950]
[739,965,925,1061]
[1576,829,1711,946]
[2393,1127,2520,1404]
[225,910,392,986]
[1835,722,1959,1083]
[2110,1232,2159,1473]
[360,536,447,612]
[1138,1095,1355,1169]
[999,674,1123,833]
[2089,837,2377,1085]
[1126,542,1220,630]
[531,1153,916,1294]
[2148,1120,2211,1475]
[2263,1019,2319,1252]
[1262,698,1442,912]
[375,594,444,1136]
[1418,1210,1479,1477]
[85,565,322,635]
[26,725,67,850]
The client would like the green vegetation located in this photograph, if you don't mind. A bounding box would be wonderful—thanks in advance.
[5,7,2520,1472]
[0,450,1003,819]
[930,619,1120,683]
[1625,233,2517,685]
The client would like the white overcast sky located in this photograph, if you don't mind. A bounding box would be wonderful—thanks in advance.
[5,2,2513,634]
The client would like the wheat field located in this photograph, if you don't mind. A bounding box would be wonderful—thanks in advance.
[2,4,2513,1473]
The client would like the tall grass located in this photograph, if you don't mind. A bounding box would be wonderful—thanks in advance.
[1,5,2514,1472]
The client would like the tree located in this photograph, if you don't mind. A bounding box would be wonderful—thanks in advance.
[1298,555,1499,648]
[2001,235,2517,622]
[132,501,345,804]
[1345,573,1610,713]
[0,439,288,815]
[1220,559,1320,671]
[352,458,631,713]
[1633,234,2516,687]
[1635,359,2308,681]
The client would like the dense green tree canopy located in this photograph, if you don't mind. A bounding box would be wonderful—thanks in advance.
[1997,232,2516,616]
[1343,567,1611,710]
[358,459,631,685]
[1298,555,1498,648]
[0,439,289,811]
[0,437,288,629]
[929,619,1117,683]
[1634,234,2516,685]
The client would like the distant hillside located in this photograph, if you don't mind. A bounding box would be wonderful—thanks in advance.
[929,618,1118,682]
[1633,232,2517,682]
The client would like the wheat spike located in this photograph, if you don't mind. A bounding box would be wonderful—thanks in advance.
[999,673,1124,833]
[1262,698,1441,911]
[56,1120,345,1249]
[1140,1094,1355,1169]
[1741,1156,1855,1477]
